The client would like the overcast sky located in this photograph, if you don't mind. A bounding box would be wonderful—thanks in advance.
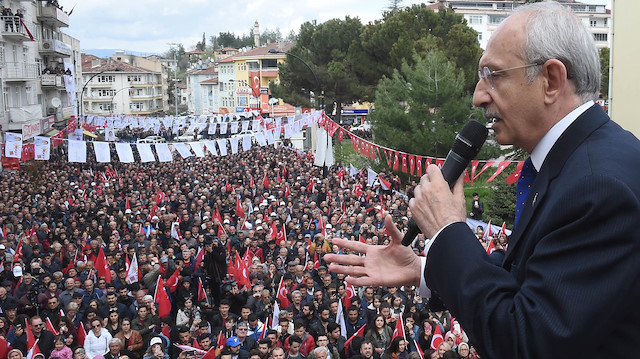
[56,0,611,55]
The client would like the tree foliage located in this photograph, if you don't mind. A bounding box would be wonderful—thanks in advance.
[371,50,488,157]
[599,47,609,98]
[270,17,365,122]
[196,32,206,51]
[348,4,483,101]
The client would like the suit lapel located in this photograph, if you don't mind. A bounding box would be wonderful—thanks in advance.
[504,104,609,265]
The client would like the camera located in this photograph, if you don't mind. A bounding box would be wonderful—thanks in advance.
[221,279,236,292]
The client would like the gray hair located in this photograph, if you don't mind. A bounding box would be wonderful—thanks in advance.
[513,1,601,101]
[109,338,122,346]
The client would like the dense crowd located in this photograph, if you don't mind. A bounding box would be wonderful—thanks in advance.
[0,135,479,359]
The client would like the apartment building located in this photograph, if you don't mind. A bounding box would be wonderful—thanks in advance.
[81,54,166,116]
[1,0,79,139]
[428,0,610,49]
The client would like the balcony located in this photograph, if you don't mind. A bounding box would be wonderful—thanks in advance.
[40,39,72,57]
[0,17,32,41]
[3,62,37,81]
[37,3,69,28]
[41,74,65,88]
[8,104,43,125]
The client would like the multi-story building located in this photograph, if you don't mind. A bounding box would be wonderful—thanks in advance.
[81,55,166,116]
[217,41,294,114]
[185,65,217,115]
[0,0,78,139]
[428,0,610,49]
[110,51,169,112]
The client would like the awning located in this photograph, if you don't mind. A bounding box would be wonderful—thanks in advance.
[44,129,60,137]
[83,130,98,139]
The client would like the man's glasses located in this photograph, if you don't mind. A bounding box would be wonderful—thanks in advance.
[478,63,543,90]
[92,324,101,328]
[32,323,43,327]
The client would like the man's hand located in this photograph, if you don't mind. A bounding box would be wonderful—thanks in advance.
[324,214,421,288]
[409,165,467,238]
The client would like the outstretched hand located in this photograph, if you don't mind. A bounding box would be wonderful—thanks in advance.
[324,214,422,287]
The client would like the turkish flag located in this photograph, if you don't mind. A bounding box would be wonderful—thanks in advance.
[343,284,356,308]
[236,196,245,218]
[165,268,180,293]
[194,247,205,269]
[284,185,290,198]
[409,155,415,175]
[313,252,320,270]
[263,174,269,189]
[250,71,261,98]
[486,161,511,183]
[505,160,525,185]
[393,152,399,171]
[430,323,444,350]
[154,276,171,318]
[276,276,290,308]
[344,324,366,353]
[474,161,495,181]
[338,129,344,142]
[46,317,58,336]
[154,190,165,205]
[232,251,251,289]
[391,314,406,341]
[401,154,408,173]
[197,278,207,302]
[77,323,87,346]
[94,247,111,283]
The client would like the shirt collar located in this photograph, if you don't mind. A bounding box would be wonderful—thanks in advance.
[530,101,594,171]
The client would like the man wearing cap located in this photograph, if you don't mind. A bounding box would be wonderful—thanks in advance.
[225,336,249,359]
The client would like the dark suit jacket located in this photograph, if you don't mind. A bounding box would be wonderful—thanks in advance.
[425,105,640,359]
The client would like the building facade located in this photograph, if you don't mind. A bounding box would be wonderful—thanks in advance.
[429,0,610,49]
[0,0,78,139]
[81,55,166,116]
[185,65,218,115]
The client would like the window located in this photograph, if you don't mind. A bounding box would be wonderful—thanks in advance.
[593,33,607,42]
[128,75,141,82]
[97,75,115,83]
[468,15,483,25]
[129,102,143,110]
[477,33,482,42]
[237,96,248,107]
[590,20,597,27]
[488,15,506,25]
[98,103,113,111]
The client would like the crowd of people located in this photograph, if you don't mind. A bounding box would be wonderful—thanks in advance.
[0,132,481,359]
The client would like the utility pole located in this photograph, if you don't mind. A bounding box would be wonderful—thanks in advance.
[167,43,180,116]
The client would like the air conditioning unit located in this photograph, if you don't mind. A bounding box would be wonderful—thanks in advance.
[47,107,56,115]
[42,40,52,50]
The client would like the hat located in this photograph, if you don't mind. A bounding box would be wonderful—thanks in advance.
[256,226,263,231]
[288,261,297,267]
[245,223,253,230]
[0,244,5,250]
[279,201,285,206]
[12,265,22,277]
[125,209,132,214]
[97,211,105,215]
[152,216,159,221]
[226,336,241,347]
[317,265,327,271]
[223,219,230,224]
[203,216,210,221]
[255,219,262,224]
[0,280,11,286]
[149,337,164,347]
[270,212,277,217]
[325,224,332,229]
[160,256,169,264]
[73,292,83,298]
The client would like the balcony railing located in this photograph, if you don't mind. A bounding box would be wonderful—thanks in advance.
[41,74,64,88]
[37,3,69,28]
[3,62,37,80]
[0,16,32,41]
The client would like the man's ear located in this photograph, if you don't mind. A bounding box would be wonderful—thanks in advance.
[541,59,569,105]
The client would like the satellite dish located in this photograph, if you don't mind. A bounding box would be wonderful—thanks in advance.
[51,97,61,108]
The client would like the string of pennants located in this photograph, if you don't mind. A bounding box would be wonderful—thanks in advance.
[317,114,525,185]
[2,111,323,165]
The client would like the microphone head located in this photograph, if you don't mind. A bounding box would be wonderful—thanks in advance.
[451,120,489,160]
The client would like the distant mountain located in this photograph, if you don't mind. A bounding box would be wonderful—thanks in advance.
[81,49,161,58]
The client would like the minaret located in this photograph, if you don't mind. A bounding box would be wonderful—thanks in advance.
[254,20,260,47]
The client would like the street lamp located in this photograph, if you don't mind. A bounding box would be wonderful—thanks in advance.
[268,48,324,110]
[168,43,180,116]
[80,67,123,119]
[110,86,132,115]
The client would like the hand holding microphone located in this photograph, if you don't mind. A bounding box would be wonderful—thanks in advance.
[402,120,488,246]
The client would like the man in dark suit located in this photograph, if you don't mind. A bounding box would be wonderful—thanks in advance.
[325,2,640,359]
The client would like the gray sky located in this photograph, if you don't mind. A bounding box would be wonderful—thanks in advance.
[57,0,611,54]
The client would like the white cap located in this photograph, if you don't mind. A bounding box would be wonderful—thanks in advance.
[149,337,163,347]
[245,223,253,230]
[12,265,22,277]
[125,209,132,214]
[326,224,332,229]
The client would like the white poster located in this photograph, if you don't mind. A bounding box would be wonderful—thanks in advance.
[174,143,192,158]
[189,142,205,158]
[4,133,22,159]
[68,140,87,163]
[217,138,228,156]
[242,135,252,152]
[155,143,173,162]
[104,127,116,142]
[219,123,228,135]
[115,143,134,163]
[93,142,111,163]
[230,122,239,134]
[241,121,250,133]
[208,123,216,135]
[255,132,267,147]
[204,141,217,156]
[229,137,239,154]
[136,143,156,162]
[33,136,50,161]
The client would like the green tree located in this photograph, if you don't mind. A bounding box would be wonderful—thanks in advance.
[261,28,283,44]
[196,32,206,51]
[600,47,609,98]
[372,50,482,157]
[270,17,365,123]
[348,4,482,100]
[217,32,239,48]
[387,0,404,13]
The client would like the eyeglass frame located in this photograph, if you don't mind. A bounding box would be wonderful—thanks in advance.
[478,62,544,90]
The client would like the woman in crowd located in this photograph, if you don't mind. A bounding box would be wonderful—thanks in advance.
[365,314,393,357]
[381,337,408,359]
[116,317,144,358]
[176,297,201,328]
[142,337,168,359]
[84,318,113,359]
[105,309,122,336]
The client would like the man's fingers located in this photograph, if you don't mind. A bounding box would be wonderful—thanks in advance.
[329,238,369,254]
[325,253,364,267]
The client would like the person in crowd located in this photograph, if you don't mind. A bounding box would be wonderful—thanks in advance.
[84,318,113,359]
[114,317,143,359]
[364,315,393,357]
[50,335,74,359]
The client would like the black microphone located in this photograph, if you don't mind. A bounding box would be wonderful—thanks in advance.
[401,120,488,247]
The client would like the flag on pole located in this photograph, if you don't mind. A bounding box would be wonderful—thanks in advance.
[94,247,111,283]
[154,276,171,318]
[430,322,444,350]
[344,323,366,353]
[126,253,139,283]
